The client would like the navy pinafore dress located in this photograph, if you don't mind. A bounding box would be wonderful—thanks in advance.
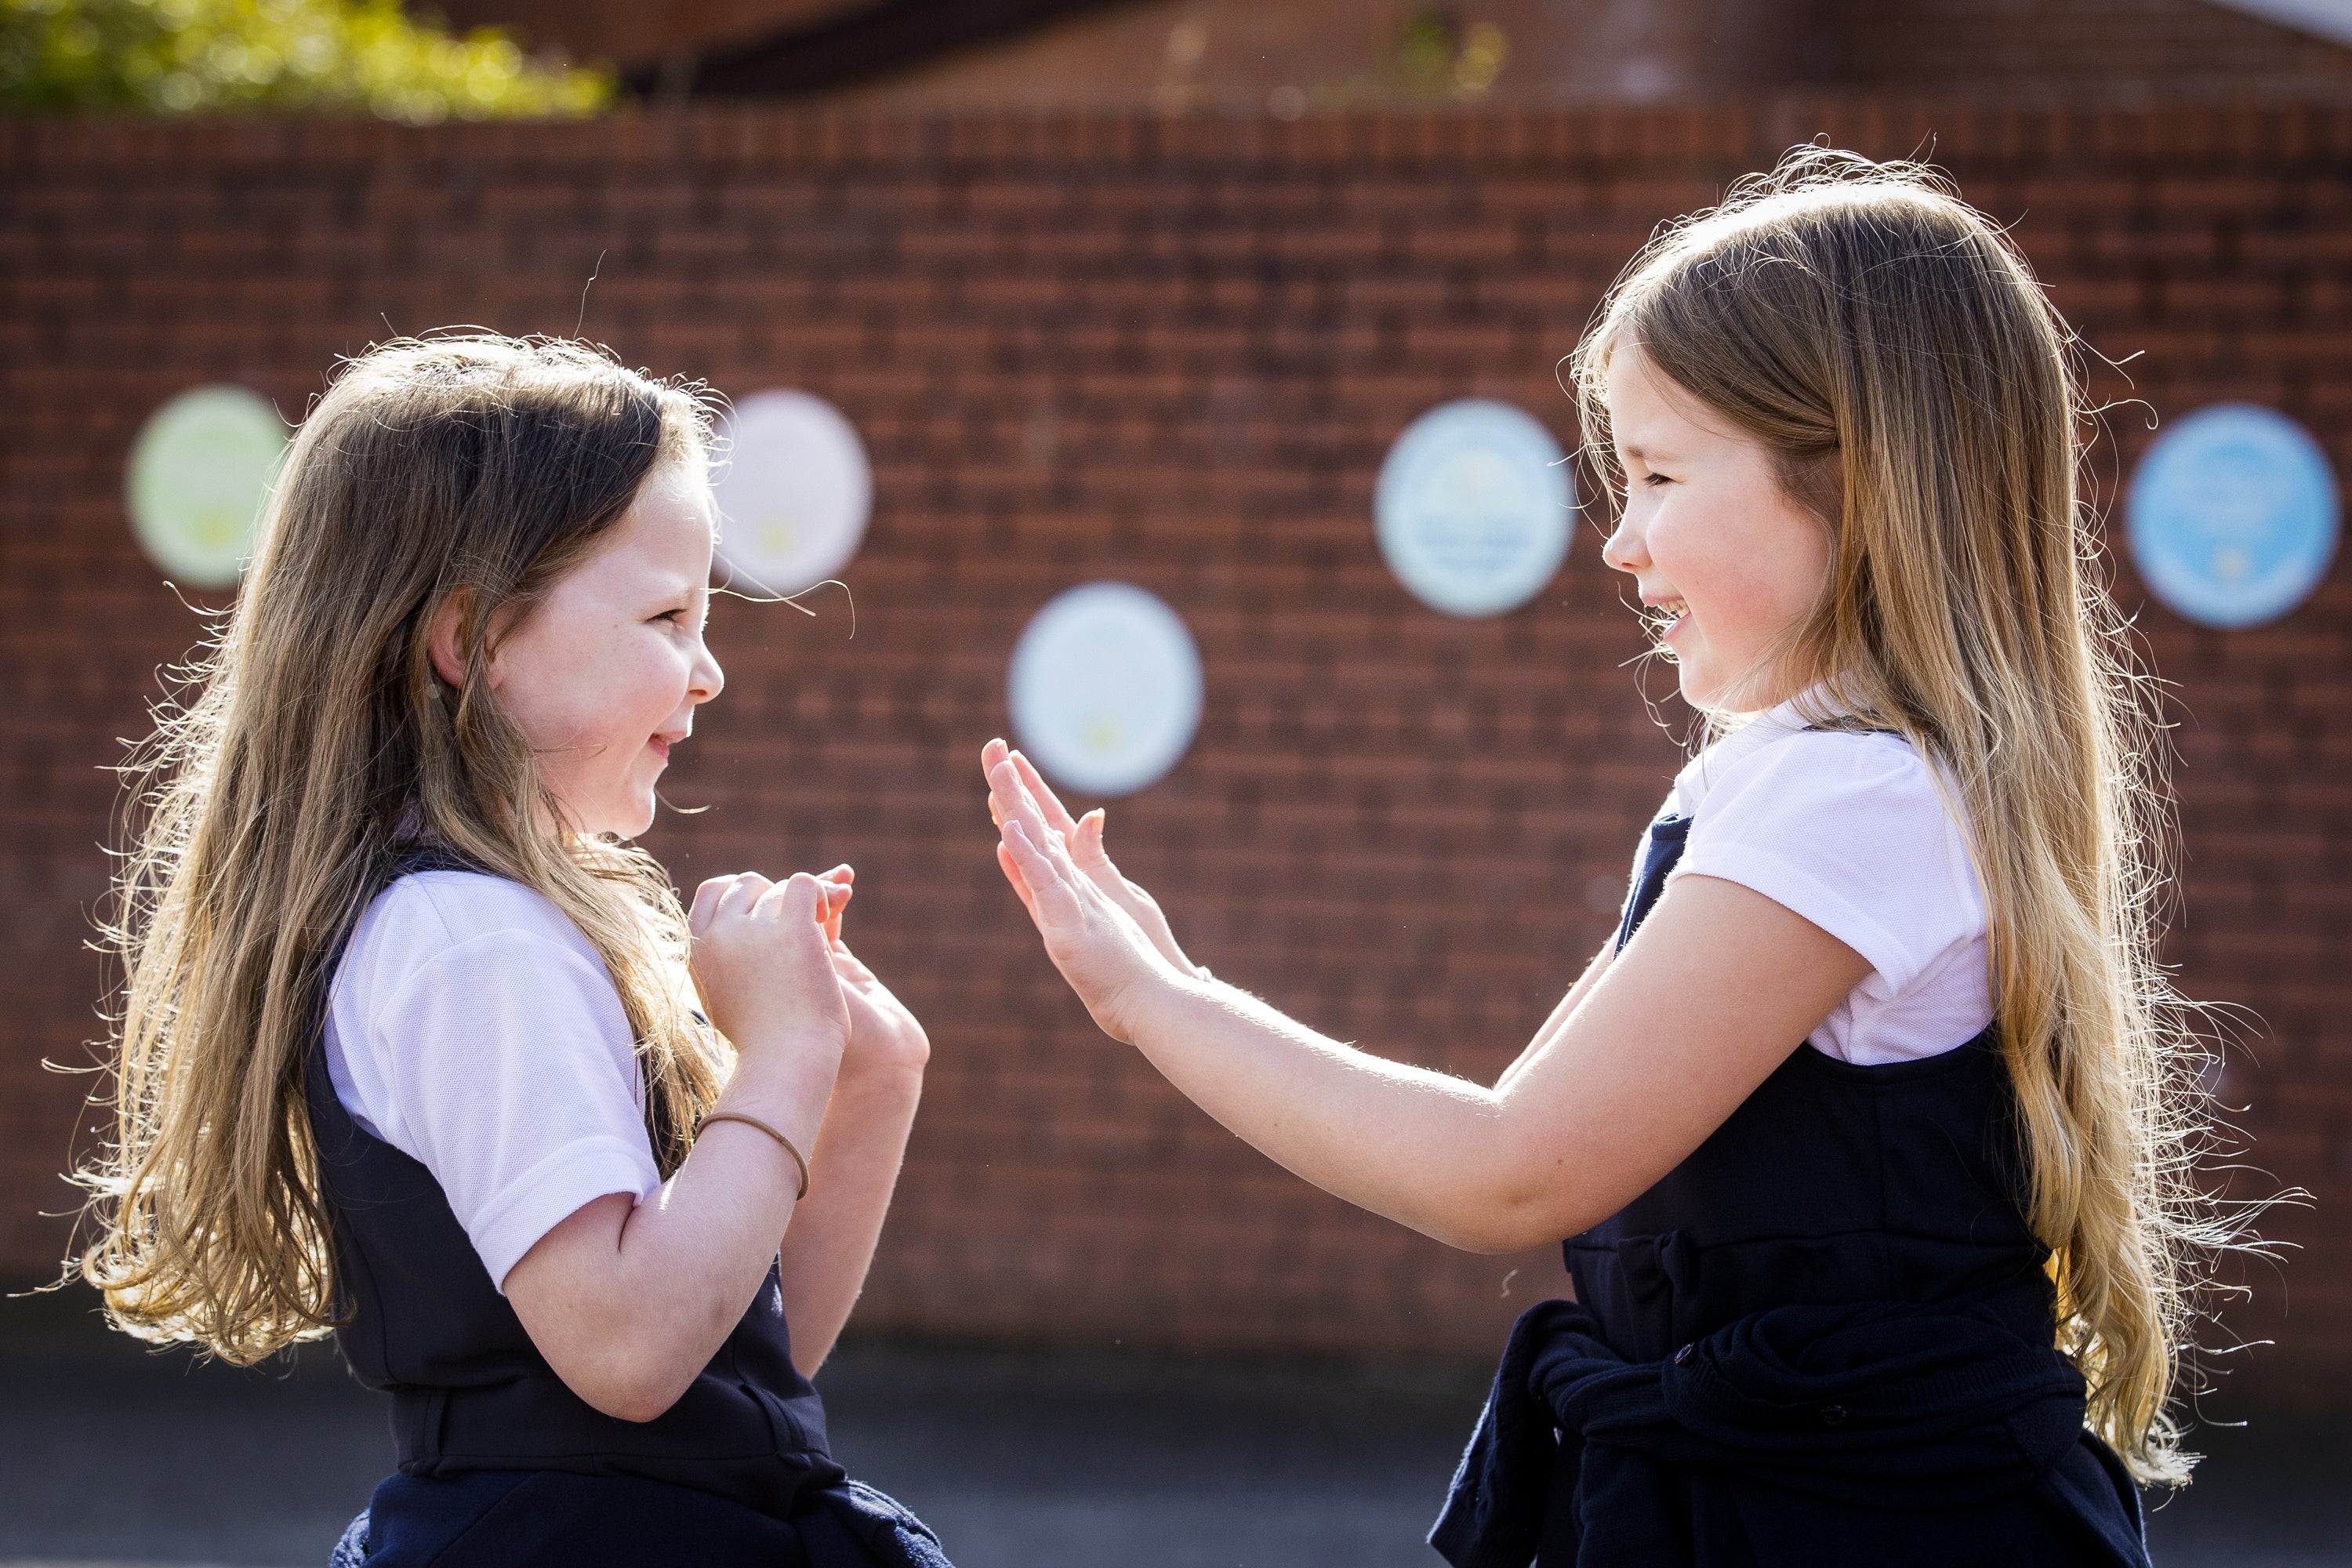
[1432,813,2153,1567]
[310,851,951,1568]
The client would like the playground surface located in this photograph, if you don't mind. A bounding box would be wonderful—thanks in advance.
[0,1294,2345,1567]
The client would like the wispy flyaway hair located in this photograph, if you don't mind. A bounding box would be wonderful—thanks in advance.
[79,336,724,1365]
[1570,148,2238,1481]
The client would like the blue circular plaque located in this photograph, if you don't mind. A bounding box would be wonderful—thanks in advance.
[1375,398,1573,618]
[2127,403,2338,630]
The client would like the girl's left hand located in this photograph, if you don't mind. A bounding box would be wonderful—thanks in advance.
[983,744,1199,1044]
[808,864,930,1080]
[980,739,1208,982]
[831,940,929,1080]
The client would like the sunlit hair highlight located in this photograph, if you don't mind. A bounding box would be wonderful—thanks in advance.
[1570,148,2242,1480]
[77,335,726,1364]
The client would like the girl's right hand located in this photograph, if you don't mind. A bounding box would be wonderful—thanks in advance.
[983,742,1203,1044]
[687,872,851,1077]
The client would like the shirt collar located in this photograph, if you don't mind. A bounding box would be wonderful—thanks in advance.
[1665,684,1847,817]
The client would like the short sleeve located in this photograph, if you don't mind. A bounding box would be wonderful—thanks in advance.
[368,927,662,1292]
[1665,733,1984,997]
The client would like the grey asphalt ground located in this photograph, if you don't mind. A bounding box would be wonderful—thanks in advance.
[2,1291,2346,1566]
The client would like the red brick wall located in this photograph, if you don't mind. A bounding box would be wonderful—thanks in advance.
[2,105,2347,1397]
[437,0,2352,107]
[1836,0,2352,100]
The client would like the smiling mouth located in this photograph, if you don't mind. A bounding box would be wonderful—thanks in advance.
[1644,597,1690,637]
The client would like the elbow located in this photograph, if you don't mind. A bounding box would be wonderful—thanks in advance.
[1428,1178,1598,1256]
[1432,1215,1554,1256]
[593,1385,682,1426]
[560,1348,693,1425]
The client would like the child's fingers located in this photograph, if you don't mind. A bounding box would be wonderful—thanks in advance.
[980,737,1011,786]
[1028,810,1093,887]
[1075,808,1109,865]
[710,873,773,927]
[991,766,1097,923]
[987,757,1057,847]
[1002,820,1075,903]
[996,839,1040,919]
[1010,749,1082,839]
[754,871,826,929]
[688,875,734,936]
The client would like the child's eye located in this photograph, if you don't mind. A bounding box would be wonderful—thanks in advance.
[1641,472,1674,488]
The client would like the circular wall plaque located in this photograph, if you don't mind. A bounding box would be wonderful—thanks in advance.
[1008,582,1203,799]
[710,390,872,597]
[2128,403,2339,629]
[125,385,286,588]
[1375,397,1573,617]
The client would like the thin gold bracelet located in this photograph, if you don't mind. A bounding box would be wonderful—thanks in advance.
[698,1111,811,1200]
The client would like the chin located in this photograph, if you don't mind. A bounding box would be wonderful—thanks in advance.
[583,798,659,842]
[1675,668,1724,713]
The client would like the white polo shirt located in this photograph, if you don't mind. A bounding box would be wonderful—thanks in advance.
[1651,699,1994,1065]
[323,870,663,1292]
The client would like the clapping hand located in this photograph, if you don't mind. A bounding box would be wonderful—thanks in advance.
[982,739,1207,1042]
[686,869,851,1082]
[809,864,931,1080]
[690,865,927,1080]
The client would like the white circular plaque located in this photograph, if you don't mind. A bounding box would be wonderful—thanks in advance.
[2127,403,2339,630]
[710,390,872,596]
[1008,582,1203,799]
[125,385,287,587]
[1375,398,1573,617]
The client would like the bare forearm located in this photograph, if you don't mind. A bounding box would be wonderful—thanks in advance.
[511,1055,835,1421]
[1497,942,1612,1094]
[774,1062,924,1375]
[1125,977,1540,1251]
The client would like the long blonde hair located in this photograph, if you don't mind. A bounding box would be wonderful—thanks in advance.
[78,336,728,1365]
[1572,149,2231,1480]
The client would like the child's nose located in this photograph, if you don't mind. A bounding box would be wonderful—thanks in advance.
[1601,516,1647,575]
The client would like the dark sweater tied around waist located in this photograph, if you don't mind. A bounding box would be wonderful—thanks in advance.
[1431,1298,2149,1568]
[1429,808,2151,1568]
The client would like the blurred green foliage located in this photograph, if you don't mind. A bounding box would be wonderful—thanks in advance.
[1391,6,1508,101]
[0,0,612,120]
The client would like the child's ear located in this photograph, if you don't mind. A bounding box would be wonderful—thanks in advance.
[424,590,474,691]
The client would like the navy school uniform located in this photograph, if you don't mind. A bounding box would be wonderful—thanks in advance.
[1432,813,2152,1568]
[307,852,950,1568]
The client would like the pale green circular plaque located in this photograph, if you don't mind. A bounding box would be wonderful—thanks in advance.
[125,386,287,587]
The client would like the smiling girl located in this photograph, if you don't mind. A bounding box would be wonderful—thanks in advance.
[983,152,2210,1563]
[80,337,950,1567]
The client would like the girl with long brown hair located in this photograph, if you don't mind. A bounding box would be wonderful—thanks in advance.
[982,149,2223,1563]
[80,335,953,1566]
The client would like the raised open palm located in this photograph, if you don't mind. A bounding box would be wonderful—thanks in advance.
[982,739,1203,1041]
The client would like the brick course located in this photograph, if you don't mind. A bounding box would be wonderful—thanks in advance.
[2,102,2347,1399]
